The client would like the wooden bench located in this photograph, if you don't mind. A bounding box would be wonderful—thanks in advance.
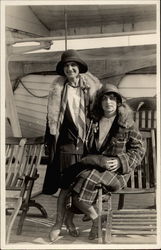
[134,110,156,129]
[97,129,157,243]
[6,136,48,243]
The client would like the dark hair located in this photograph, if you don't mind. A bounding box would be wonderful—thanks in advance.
[91,92,121,121]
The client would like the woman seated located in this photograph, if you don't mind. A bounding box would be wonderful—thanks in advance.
[49,83,145,242]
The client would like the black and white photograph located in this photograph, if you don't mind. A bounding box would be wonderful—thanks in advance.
[0,0,160,249]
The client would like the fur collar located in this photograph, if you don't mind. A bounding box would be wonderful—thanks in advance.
[117,102,134,128]
[47,72,102,135]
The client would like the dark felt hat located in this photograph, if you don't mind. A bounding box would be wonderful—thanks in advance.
[56,49,88,76]
[98,84,123,104]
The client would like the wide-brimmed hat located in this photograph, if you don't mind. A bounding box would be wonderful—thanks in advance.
[56,49,88,76]
[98,84,123,104]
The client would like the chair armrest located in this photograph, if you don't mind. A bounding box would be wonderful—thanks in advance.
[25,173,39,181]
[96,183,102,189]
[19,172,39,182]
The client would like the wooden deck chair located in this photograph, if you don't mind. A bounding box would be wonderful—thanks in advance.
[97,129,157,244]
[6,136,48,243]
[134,110,156,129]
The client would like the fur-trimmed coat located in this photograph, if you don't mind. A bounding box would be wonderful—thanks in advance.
[43,72,102,194]
[86,102,145,176]
[47,72,102,135]
[68,102,145,204]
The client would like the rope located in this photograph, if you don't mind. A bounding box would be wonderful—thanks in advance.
[15,78,48,98]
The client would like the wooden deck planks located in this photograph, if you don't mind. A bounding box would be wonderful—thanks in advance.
[6,192,157,245]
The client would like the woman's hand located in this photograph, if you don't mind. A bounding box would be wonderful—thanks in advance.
[80,155,121,172]
[105,157,121,172]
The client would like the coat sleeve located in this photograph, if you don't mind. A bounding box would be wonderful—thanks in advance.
[44,116,50,145]
[44,115,56,160]
[117,128,145,174]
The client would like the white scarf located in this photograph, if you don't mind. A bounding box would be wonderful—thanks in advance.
[97,115,116,149]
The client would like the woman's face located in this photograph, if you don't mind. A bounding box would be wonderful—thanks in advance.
[101,93,117,115]
[63,62,79,80]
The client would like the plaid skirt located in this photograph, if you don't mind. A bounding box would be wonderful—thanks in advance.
[72,169,126,205]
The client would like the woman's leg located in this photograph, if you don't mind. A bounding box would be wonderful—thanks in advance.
[64,210,79,237]
[72,194,106,240]
[72,193,97,218]
[49,189,69,242]
[72,194,98,240]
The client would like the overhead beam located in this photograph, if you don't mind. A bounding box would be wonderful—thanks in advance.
[7,30,156,45]
[8,33,157,62]
[8,44,156,64]
[21,33,158,56]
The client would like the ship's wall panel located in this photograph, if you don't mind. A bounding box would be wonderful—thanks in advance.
[10,73,157,137]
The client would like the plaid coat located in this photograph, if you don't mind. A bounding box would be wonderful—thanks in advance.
[72,103,145,205]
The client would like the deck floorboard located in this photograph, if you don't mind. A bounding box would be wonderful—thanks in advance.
[6,191,157,246]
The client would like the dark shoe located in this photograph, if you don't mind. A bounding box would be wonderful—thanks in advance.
[88,214,107,240]
[82,214,91,222]
[49,228,61,242]
[65,221,80,237]
[88,225,98,240]
[67,226,80,237]
[100,214,107,224]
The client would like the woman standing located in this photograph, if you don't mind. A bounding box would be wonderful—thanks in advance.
[42,49,101,236]
[49,83,145,241]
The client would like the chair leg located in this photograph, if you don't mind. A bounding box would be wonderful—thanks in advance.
[118,194,125,209]
[6,197,22,243]
[16,207,28,235]
[98,187,103,243]
[29,200,48,218]
[104,193,112,243]
[16,199,47,235]
[25,176,48,218]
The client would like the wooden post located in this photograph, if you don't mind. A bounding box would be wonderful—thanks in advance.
[151,129,156,207]
[64,9,68,50]
[104,193,112,243]
[98,187,103,243]
[5,38,53,137]
[6,56,22,137]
